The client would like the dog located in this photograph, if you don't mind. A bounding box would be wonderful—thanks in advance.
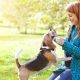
[15,28,72,80]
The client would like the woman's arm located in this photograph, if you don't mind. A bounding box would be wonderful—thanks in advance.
[54,36,80,58]
[63,41,80,58]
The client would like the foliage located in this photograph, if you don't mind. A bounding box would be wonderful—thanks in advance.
[0,0,80,33]
[14,0,80,33]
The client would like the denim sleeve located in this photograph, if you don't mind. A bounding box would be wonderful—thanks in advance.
[62,41,80,58]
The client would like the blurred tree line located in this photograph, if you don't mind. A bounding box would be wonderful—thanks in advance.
[0,0,80,34]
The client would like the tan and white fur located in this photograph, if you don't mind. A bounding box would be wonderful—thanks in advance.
[15,28,72,80]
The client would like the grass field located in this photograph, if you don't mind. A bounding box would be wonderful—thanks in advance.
[0,31,65,80]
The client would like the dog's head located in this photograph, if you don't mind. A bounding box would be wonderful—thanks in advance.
[48,28,57,38]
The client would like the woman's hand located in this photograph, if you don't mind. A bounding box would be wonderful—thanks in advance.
[53,36,64,46]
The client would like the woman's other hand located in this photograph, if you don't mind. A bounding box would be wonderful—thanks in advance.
[54,36,64,46]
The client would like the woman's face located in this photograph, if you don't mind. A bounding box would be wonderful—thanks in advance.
[67,12,78,26]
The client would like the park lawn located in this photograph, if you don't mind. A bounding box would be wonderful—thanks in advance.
[0,33,64,80]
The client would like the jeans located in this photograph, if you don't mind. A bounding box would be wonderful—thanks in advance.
[48,69,72,80]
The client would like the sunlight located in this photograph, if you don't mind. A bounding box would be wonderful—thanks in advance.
[0,0,17,34]
[0,0,16,15]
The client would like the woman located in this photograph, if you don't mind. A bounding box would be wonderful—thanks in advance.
[50,2,80,80]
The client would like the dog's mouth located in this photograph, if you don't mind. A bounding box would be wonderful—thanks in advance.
[48,30,57,38]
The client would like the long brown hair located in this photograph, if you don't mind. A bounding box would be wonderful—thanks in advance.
[66,2,80,39]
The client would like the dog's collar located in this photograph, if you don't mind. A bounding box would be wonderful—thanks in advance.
[41,46,50,49]
[50,48,55,51]
[41,43,55,51]
[40,47,54,51]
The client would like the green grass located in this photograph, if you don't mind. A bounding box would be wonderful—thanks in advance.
[0,32,65,80]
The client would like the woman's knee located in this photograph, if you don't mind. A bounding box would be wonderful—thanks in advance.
[54,69,71,80]
[48,69,65,80]
[48,73,60,80]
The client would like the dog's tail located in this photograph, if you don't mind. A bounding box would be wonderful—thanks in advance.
[15,48,23,68]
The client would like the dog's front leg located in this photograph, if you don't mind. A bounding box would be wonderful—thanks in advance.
[56,57,72,61]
